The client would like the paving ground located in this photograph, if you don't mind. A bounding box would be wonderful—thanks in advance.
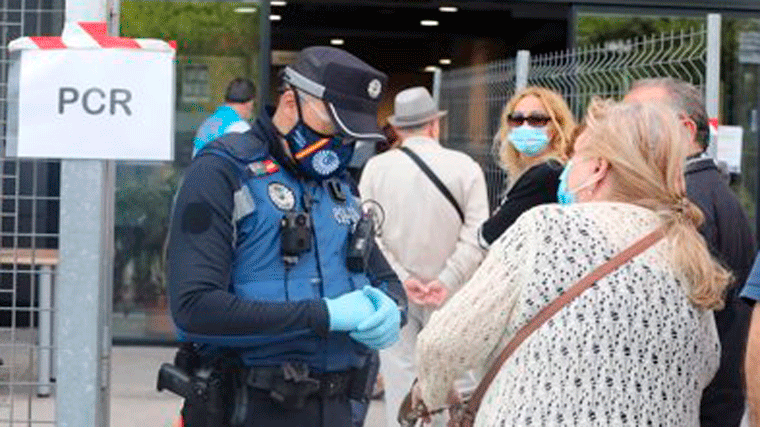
[1,345,386,427]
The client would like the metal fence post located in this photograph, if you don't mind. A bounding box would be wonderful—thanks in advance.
[706,13,721,159]
[57,1,113,427]
[515,50,530,90]
[258,0,271,107]
[432,66,443,107]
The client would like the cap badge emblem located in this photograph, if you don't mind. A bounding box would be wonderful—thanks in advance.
[367,79,382,99]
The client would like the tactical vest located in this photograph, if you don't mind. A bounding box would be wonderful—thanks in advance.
[212,149,371,372]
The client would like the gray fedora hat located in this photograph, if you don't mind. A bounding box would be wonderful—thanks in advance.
[387,87,447,128]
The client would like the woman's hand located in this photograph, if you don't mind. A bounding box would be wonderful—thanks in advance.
[410,381,432,424]
[446,387,462,427]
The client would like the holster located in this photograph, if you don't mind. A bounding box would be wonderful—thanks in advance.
[168,345,248,427]
[347,351,379,402]
[245,363,354,410]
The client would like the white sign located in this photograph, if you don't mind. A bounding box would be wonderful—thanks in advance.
[716,125,744,174]
[9,48,174,160]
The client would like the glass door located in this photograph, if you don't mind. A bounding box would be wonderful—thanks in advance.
[114,0,261,342]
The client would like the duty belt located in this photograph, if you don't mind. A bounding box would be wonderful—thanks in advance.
[245,364,352,409]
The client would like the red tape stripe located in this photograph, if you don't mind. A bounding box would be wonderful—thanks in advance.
[29,37,66,49]
[27,22,173,50]
[79,22,140,48]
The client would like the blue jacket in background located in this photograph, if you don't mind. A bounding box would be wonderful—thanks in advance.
[193,105,251,156]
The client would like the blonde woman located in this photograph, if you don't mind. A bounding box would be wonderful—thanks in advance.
[413,100,730,426]
[479,86,576,248]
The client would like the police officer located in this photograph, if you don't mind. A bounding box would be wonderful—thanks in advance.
[166,46,406,427]
[193,77,257,156]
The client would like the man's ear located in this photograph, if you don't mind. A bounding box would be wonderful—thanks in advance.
[427,120,439,139]
[272,89,298,135]
[278,89,297,110]
[682,117,698,144]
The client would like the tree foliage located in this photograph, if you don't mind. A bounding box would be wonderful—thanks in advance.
[576,15,702,47]
[120,1,259,57]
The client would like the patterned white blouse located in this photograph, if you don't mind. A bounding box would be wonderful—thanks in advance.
[416,202,719,427]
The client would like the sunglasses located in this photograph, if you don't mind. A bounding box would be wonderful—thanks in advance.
[507,114,551,127]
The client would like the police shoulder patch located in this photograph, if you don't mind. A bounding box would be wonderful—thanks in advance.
[246,159,280,178]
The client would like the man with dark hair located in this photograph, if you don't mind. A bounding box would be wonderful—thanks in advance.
[193,77,257,155]
[166,46,406,427]
[625,78,755,427]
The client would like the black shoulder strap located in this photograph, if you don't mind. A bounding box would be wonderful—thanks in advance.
[399,146,464,223]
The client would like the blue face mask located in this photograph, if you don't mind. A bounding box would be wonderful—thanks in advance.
[283,122,354,181]
[556,161,575,205]
[508,125,550,156]
[557,159,597,205]
[283,95,354,181]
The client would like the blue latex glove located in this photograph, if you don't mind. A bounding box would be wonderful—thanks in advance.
[323,289,376,332]
[349,286,401,349]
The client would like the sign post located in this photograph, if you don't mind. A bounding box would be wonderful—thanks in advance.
[6,19,175,427]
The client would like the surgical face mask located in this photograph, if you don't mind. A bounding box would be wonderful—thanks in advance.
[557,160,597,205]
[282,92,354,181]
[508,125,550,156]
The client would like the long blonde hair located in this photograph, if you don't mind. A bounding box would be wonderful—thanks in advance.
[497,87,576,178]
[581,99,730,310]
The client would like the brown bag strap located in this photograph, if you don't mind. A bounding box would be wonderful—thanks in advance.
[462,225,666,421]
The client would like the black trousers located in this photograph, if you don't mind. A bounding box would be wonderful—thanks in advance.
[182,388,353,427]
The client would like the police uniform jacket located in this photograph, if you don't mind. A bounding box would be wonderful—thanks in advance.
[167,107,406,373]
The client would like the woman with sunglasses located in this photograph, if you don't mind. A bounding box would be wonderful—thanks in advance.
[478,87,576,248]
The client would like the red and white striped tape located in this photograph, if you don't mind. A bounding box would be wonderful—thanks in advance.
[709,117,719,136]
[9,21,176,52]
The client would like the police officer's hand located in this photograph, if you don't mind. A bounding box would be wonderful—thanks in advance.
[349,286,401,350]
[323,289,376,332]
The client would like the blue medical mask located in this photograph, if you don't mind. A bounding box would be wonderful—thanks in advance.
[283,93,354,181]
[557,160,597,205]
[508,125,550,156]
[557,161,575,205]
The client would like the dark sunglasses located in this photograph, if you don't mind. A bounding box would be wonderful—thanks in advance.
[507,114,551,127]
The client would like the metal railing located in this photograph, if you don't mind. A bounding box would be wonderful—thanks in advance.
[528,27,707,119]
[440,59,517,210]
[1,0,64,425]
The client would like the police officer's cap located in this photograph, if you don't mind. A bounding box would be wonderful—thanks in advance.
[282,46,388,141]
[225,78,256,103]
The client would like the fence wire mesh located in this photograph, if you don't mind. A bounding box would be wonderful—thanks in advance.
[440,59,516,210]
[1,0,64,425]
[440,26,707,209]
[528,26,707,119]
